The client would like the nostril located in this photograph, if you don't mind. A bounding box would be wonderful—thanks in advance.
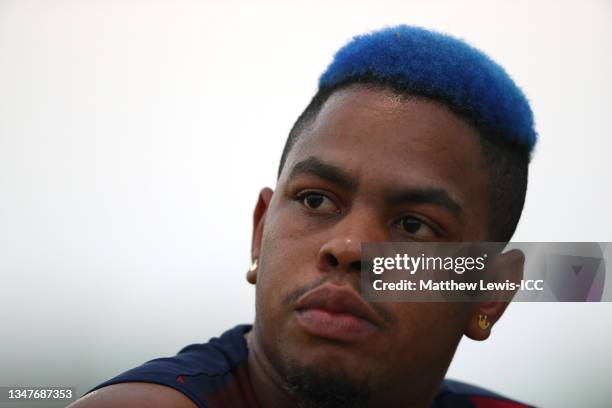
[350,260,362,273]
[325,253,339,267]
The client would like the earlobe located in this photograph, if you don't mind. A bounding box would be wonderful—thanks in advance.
[465,307,497,341]
[247,187,274,285]
[464,249,525,341]
[465,300,511,341]
[246,258,258,284]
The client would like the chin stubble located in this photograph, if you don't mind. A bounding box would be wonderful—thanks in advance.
[284,364,371,408]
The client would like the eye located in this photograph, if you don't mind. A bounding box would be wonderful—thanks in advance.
[398,215,439,239]
[297,192,339,214]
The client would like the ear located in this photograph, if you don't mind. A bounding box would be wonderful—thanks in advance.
[465,249,525,341]
[246,187,274,284]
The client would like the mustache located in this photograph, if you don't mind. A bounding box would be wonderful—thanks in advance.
[281,275,395,325]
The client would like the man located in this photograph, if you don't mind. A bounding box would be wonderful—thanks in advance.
[71,25,536,407]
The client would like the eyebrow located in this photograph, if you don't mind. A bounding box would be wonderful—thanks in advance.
[287,156,462,217]
[288,157,358,192]
[387,188,462,218]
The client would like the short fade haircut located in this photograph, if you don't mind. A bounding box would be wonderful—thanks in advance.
[278,25,537,242]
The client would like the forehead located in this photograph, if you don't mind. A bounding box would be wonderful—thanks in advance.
[281,86,488,207]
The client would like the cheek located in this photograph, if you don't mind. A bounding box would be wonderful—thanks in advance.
[253,211,328,371]
[258,202,324,284]
[254,212,320,322]
[378,303,468,367]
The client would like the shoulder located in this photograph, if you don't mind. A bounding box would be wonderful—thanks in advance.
[71,325,253,408]
[67,382,196,408]
[434,379,536,408]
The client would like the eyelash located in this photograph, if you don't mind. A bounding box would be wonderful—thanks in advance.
[294,190,444,237]
[393,215,444,238]
[294,190,340,211]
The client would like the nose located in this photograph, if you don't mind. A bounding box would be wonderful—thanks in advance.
[316,209,386,275]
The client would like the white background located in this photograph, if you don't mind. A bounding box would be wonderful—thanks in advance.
[1,1,611,407]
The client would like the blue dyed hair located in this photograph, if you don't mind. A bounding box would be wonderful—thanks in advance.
[319,25,536,152]
[278,25,535,241]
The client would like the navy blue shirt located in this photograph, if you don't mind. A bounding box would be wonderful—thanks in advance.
[90,325,533,407]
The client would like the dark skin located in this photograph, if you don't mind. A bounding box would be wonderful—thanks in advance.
[70,85,522,408]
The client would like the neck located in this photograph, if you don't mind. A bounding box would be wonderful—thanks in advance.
[245,325,446,408]
[246,326,295,408]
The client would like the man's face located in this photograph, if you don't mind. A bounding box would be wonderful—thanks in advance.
[250,85,491,399]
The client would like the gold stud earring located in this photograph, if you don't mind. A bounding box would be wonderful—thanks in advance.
[478,314,490,330]
[249,259,258,272]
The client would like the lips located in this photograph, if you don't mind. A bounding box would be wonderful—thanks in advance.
[294,284,383,341]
